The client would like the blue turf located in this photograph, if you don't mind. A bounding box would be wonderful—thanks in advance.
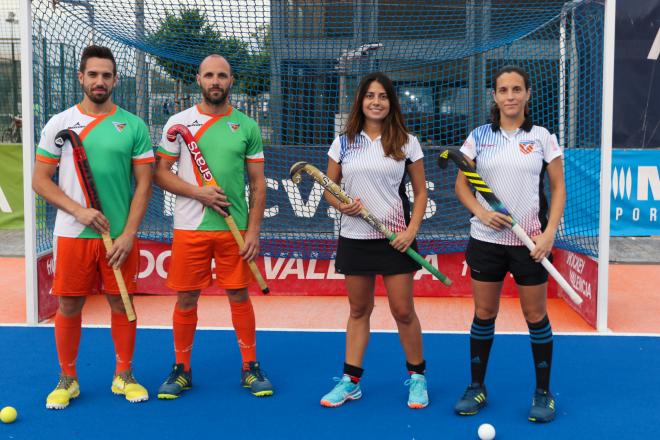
[0,327,658,439]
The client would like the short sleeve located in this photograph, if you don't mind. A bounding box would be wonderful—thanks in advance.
[543,132,563,163]
[405,135,424,163]
[156,116,181,160]
[245,119,264,163]
[459,130,477,160]
[131,118,155,164]
[35,115,63,164]
[327,136,342,163]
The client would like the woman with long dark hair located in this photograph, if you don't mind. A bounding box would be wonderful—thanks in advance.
[453,65,566,423]
[319,72,429,409]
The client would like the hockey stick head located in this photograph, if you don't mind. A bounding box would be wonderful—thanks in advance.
[289,161,310,184]
[166,123,193,143]
[438,148,472,173]
[54,128,81,150]
[53,129,103,212]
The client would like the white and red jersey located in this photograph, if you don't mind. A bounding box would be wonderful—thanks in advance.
[328,132,424,239]
[460,124,563,245]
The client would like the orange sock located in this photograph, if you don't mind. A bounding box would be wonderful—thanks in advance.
[111,311,137,375]
[230,299,256,369]
[54,311,82,377]
[173,305,198,371]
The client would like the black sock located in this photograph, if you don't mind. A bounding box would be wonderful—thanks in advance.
[470,315,496,385]
[343,362,364,383]
[527,315,553,391]
[406,360,426,375]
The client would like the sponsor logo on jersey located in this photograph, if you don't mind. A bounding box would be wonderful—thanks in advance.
[67,122,85,130]
[187,120,203,128]
[228,122,240,132]
[188,140,214,183]
[519,141,535,154]
[112,121,126,133]
[480,143,496,147]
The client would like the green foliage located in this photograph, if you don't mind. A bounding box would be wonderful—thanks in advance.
[147,8,249,85]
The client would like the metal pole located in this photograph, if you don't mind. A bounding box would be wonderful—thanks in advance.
[20,0,38,324]
[597,0,616,332]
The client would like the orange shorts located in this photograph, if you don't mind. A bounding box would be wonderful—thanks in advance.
[52,236,139,296]
[166,229,253,291]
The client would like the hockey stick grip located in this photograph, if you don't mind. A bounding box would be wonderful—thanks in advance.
[290,161,452,286]
[167,124,270,294]
[440,149,582,305]
[101,233,137,321]
[510,224,582,305]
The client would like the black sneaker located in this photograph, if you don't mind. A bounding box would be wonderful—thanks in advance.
[454,383,487,415]
[528,388,556,423]
[157,363,192,399]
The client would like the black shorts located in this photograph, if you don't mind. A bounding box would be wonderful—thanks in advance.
[335,236,422,276]
[465,237,549,285]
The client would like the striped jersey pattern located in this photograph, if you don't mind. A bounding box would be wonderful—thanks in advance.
[459,124,563,245]
[328,132,424,239]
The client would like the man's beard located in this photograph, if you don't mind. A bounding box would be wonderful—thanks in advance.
[84,85,112,104]
[202,86,229,106]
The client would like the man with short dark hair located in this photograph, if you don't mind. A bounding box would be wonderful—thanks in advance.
[33,45,154,409]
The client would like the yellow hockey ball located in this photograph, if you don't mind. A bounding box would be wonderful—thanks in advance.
[0,406,17,423]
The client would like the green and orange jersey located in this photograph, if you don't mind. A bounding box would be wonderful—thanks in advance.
[36,104,155,239]
[157,105,264,231]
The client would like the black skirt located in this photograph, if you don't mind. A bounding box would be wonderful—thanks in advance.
[334,236,422,276]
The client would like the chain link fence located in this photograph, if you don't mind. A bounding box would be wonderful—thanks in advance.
[0,1,21,143]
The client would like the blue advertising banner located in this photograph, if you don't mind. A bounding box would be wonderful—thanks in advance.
[610,149,660,236]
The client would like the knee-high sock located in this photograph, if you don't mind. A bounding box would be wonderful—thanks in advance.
[173,305,198,371]
[527,315,553,391]
[111,311,137,375]
[470,316,496,385]
[230,299,256,369]
[54,311,82,377]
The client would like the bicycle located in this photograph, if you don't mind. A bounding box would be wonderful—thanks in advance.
[1,115,22,143]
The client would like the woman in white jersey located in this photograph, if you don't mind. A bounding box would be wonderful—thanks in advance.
[453,66,565,423]
[318,72,429,409]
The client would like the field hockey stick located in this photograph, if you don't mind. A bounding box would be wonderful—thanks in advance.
[166,124,270,294]
[438,149,582,305]
[54,129,137,320]
[290,161,452,286]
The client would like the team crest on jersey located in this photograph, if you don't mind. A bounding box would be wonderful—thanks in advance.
[519,141,535,154]
[227,122,240,132]
[112,121,126,133]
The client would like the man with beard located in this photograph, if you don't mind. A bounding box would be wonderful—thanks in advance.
[154,54,272,399]
[32,45,154,409]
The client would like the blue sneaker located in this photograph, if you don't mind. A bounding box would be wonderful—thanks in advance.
[454,383,487,415]
[157,364,192,399]
[241,361,274,397]
[320,375,362,407]
[528,389,555,423]
[404,373,429,409]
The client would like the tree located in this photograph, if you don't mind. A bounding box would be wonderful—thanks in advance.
[147,8,250,110]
